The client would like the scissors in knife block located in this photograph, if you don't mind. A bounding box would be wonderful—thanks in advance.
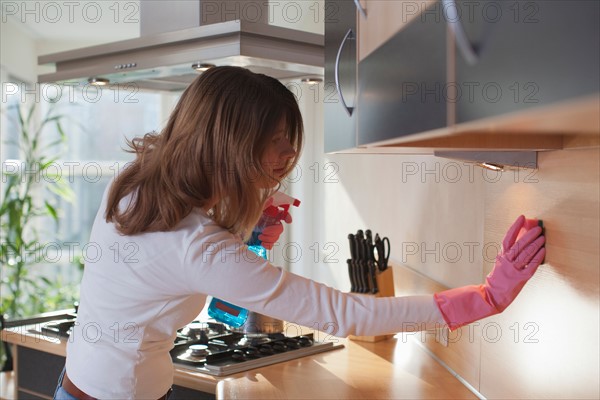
[374,234,390,271]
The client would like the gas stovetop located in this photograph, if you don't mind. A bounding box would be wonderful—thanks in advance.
[170,321,344,376]
[39,318,344,376]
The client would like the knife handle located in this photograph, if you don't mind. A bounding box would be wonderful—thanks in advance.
[362,235,374,263]
[354,234,364,261]
[365,230,375,261]
[368,260,379,294]
[347,259,356,293]
[365,230,373,248]
[360,260,370,293]
[353,260,362,293]
[348,233,357,260]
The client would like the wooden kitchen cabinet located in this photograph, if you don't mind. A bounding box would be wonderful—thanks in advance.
[357,1,448,147]
[454,0,600,123]
[324,0,358,153]
[357,0,436,61]
[326,0,450,153]
[324,0,599,154]
[326,0,452,153]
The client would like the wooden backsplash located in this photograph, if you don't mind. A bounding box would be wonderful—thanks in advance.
[393,147,599,399]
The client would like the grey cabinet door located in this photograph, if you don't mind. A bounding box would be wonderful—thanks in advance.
[324,0,357,153]
[17,346,64,396]
[455,0,600,123]
[357,3,447,146]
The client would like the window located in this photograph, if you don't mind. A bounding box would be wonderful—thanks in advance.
[45,85,176,253]
[1,79,180,316]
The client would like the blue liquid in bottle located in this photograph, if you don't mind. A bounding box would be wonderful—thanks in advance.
[247,245,267,259]
[207,235,268,327]
[207,297,249,328]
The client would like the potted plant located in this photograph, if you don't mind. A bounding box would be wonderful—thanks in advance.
[0,102,75,370]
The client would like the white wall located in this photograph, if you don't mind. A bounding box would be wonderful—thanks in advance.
[1,1,140,77]
[1,18,37,83]
[269,0,324,34]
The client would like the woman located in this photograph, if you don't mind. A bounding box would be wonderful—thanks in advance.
[54,66,545,399]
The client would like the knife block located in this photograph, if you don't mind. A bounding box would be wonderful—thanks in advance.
[348,267,396,343]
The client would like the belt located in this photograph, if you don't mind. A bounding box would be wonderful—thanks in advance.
[62,372,172,400]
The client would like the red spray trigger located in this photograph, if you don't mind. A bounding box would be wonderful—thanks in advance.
[260,192,300,226]
[266,192,300,223]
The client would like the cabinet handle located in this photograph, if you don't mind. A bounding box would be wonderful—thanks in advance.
[443,0,478,65]
[335,28,355,117]
[353,0,367,18]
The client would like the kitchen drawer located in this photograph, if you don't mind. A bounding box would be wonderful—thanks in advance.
[171,385,215,400]
[17,346,64,397]
[16,391,47,400]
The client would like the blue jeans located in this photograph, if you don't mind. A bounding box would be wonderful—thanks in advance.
[53,367,79,400]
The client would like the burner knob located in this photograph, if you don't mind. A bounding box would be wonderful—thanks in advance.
[272,342,287,352]
[259,344,275,355]
[232,350,246,361]
[298,336,313,347]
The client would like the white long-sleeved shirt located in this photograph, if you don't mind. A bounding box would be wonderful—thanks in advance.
[66,185,444,399]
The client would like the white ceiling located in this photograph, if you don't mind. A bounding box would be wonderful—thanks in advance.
[4,0,140,44]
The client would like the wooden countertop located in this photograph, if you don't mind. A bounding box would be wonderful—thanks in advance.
[2,325,476,399]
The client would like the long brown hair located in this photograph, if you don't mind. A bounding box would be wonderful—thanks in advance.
[105,66,303,237]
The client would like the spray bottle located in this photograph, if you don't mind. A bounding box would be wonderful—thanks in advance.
[207,191,301,328]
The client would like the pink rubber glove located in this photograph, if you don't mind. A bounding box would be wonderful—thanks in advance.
[434,215,546,331]
[257,198,293,250]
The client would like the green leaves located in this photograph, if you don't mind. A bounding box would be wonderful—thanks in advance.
[44,201,58,221]
[1,102,75,320]
[47,177,75,203]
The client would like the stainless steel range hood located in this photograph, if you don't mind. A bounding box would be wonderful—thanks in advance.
[38,1,324,91]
